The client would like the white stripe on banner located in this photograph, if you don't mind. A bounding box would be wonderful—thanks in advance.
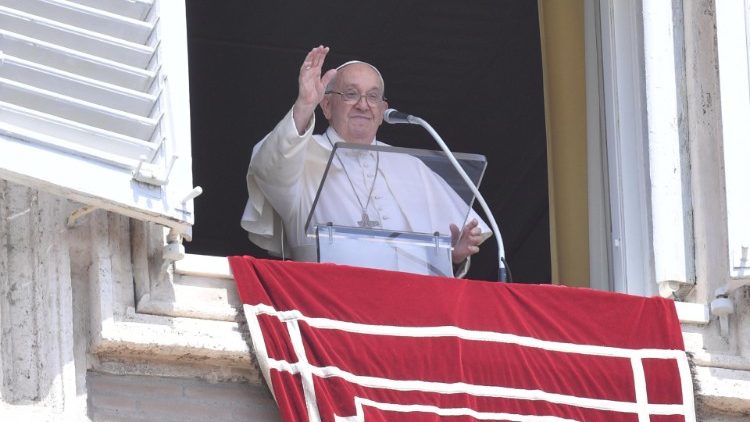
[676,353,697,422]
[348,396,583,422]
[286,319,322,422]
[243,305,277,402]
[244,303,694,420]
[263,357,687,417]
[248,304,687,360]
[630,356,649,422]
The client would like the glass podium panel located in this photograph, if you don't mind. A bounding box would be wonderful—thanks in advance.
[305,143,487,277]
[316,225,454,277]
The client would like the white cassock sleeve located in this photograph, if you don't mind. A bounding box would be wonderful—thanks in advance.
[240,107,315,256]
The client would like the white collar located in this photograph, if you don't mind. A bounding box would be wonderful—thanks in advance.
[324,127,377,146]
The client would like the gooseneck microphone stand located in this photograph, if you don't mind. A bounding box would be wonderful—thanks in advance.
[383,109,509,282]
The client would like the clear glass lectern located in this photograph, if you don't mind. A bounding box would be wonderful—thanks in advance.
[304,143,487,277]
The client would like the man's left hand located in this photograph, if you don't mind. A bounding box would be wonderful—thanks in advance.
[450,219,482,264]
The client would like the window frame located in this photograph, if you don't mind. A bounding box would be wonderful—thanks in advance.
[716,0,750,284]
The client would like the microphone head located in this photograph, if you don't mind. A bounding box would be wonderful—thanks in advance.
[383,108,413,124]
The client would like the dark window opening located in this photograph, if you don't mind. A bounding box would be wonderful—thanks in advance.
[185,0,550,283]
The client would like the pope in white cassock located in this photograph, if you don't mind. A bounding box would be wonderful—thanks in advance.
[241,46,491,277]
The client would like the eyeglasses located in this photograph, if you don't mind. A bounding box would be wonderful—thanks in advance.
[325,90,386,106]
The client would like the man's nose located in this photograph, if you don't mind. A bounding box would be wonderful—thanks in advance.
[354,95,370,109]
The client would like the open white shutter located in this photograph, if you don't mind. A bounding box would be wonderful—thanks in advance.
[716,0,750,280]
[0,0,195,236]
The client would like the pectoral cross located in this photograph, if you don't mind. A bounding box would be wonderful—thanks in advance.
[357,212,380,228]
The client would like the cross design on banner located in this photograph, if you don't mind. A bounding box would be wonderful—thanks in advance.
[243,304,696,422]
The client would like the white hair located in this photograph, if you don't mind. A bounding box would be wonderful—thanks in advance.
[326,60,385,94]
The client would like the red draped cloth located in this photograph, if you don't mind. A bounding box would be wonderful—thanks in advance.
[229,256,695,422]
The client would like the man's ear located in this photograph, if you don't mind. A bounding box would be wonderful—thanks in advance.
[320,96,332,120]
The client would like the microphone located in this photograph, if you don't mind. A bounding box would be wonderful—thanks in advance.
[383,107,510,282]
[383,108,418,125]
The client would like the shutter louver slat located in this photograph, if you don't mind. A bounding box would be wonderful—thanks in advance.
[70,0,153,21]
[0,102,157,164]
[0,0,195,235]
[0,6,155,68]
[0,0,155,44]
[0,77,159,141]
[0,0,160,164]
[0,55,158,116]
[0,30,156,90]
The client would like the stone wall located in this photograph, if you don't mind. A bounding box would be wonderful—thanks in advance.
[0,181,82,416]
[0,180,267,420]
[87,372,279,422]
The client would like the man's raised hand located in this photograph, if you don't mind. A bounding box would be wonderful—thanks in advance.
[293,46,337,134]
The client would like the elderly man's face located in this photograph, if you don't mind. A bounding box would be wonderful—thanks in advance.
[321,63,387,144]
